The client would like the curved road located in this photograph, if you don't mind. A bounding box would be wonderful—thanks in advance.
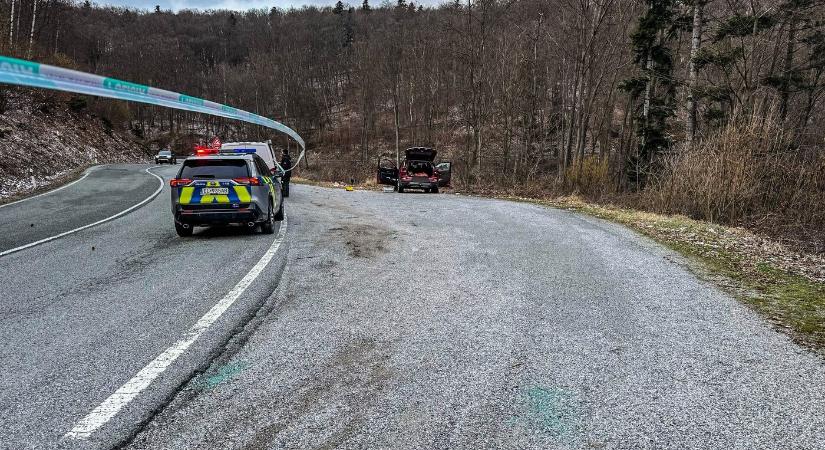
[0,165,823,449]
[0,165,287,449]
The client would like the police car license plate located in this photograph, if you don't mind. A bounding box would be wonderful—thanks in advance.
[201,187,229,195]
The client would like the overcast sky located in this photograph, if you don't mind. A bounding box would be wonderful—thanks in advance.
[99,0,442,12]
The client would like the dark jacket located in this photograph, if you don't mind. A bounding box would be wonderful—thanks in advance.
[281,155,292,179]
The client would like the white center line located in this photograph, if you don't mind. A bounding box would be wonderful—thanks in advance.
[65,214,288,440]
[0,167,164,258]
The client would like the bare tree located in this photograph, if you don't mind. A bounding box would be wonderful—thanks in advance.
[9,0,15,48]
[686,0,705,143]
[27,0,38,59]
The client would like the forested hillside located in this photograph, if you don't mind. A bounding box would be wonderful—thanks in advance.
[2,0,824,248]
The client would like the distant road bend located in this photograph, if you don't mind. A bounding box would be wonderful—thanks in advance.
[0,164,823,449]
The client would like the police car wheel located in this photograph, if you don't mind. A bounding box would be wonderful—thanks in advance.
[261,202,275,234]
[273,200,284,221]
[175,222,193,237]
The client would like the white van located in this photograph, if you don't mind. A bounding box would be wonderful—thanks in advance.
[220,141,282,174]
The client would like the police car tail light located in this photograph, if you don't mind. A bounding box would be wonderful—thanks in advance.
[170,178,192,187]
[233,177,260,186]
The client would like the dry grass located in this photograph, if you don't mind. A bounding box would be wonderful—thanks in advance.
[564,156,611,198]
[644,117,825,252]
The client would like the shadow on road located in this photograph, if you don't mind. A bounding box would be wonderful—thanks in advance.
[189,224,278,240]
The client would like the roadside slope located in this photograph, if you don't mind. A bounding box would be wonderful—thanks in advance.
[0,89,147,201]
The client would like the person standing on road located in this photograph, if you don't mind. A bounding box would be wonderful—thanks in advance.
[280,150,292,198]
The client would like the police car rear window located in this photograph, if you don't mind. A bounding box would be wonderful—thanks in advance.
[180,160,249,179]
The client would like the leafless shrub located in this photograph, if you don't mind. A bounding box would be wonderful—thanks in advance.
[644,116,825,246]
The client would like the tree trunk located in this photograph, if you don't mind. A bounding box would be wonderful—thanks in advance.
[686,1,703,144]
[779,12,797,122]
[393,85,400,168]
[9,0,15,48]
[27,0,37,59]
[642,49,653,148]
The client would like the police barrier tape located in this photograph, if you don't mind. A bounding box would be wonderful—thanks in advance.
[0,55,304,171]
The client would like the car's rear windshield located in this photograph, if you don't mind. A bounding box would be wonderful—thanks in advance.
[406,160,434,175]
[180,159,249,179]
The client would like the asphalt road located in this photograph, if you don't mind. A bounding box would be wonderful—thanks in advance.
[0,164,286,449]
[1,165,824,449]
[0,165,162,255]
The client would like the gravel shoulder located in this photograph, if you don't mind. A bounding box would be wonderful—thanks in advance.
[510,195,825,355]
[128,185,825,449]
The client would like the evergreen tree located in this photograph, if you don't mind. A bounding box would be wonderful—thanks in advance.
[361,0,371,13]
[623,0,680,187]
[764,0,817,121]
[334,1,345,15]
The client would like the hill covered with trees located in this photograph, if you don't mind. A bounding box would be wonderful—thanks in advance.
[2,0,824,248]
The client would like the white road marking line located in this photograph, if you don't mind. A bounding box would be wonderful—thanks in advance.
[0,167,164,258]
[0,171,90,209]
[65,214,288,440]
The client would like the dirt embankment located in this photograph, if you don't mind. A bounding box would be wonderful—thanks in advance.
[0,89,148,201]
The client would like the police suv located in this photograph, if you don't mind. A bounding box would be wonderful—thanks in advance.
[169,147,284,237]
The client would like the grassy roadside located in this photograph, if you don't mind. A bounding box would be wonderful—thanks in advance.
[503,195,825,354]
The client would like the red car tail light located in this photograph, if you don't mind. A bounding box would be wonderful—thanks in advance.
[233,177,261,185]
[170,178,192,187]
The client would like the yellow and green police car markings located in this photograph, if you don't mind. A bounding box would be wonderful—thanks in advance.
[178,181,253,205]
[233,186,252,203]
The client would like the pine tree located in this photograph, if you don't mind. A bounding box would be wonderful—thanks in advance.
[361,0,371,13]
[623,0,680,187]
[334,1,345,15]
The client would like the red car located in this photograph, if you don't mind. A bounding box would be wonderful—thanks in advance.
[377,147,451,193]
